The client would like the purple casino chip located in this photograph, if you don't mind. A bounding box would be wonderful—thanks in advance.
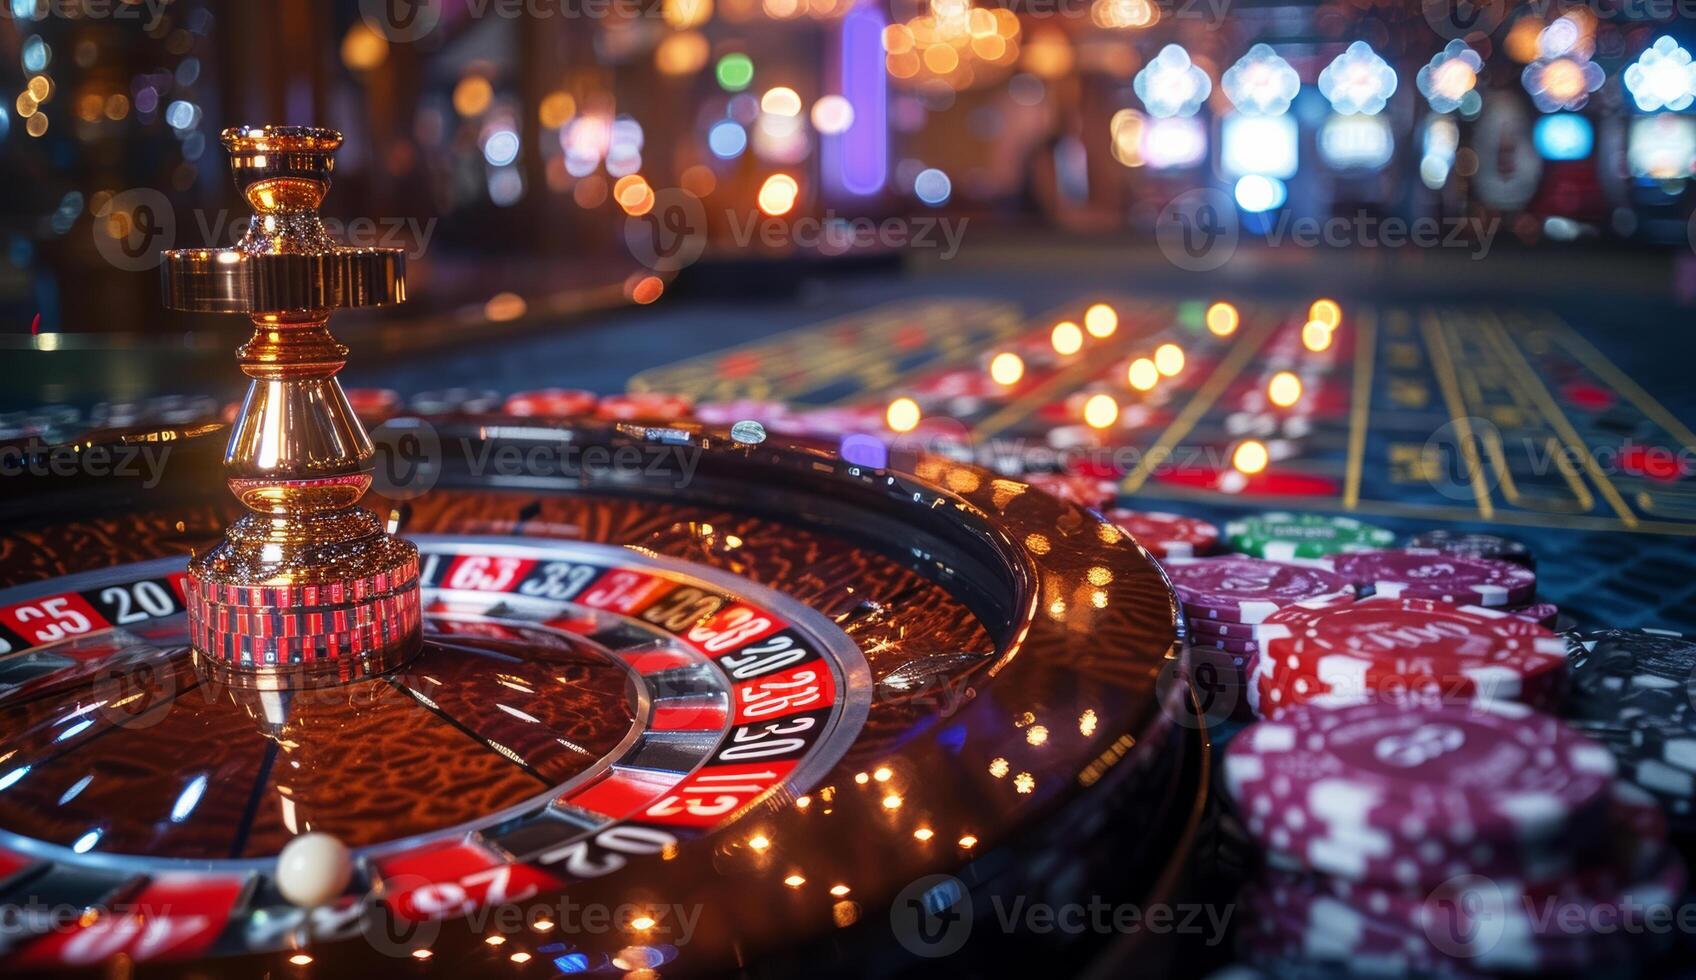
[1164,556,1355,624]
[1224,700,1619,854]
[1332,548,1537,607]
[1510,602,1560,628]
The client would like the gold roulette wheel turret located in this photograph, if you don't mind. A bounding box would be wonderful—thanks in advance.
[162,126,419,687]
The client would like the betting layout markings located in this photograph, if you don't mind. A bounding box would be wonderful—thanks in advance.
[1482,310,1638,526]
[627,298,1021,404]
[1118,309,1283,495]
[965,298,1177,440]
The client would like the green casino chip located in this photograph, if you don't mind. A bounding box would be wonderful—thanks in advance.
[1224,511,1395,560]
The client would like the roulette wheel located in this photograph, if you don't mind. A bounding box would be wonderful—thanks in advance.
[0,128,1202,975]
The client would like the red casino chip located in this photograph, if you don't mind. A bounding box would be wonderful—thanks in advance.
[344,387,403,421]
[1026,472,1117,509]
[788,405,888,435]
[695,399,795,426]
[908,367,1001,400]
[1252,596,1568,719]
[1107,508,1219,558]
[503,388,597,417]
[596,392,695,421]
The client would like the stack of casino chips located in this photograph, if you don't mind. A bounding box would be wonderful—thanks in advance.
[1250,595,1569,720]
[1163,557,1357,718]
[1565,628,1696,833]
[1215,541,1571,720]
[1224,700,1688,975]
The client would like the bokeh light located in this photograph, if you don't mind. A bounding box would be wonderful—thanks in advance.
[1232,439,1269,475]
[886,397,922,432]
[1083,303,1118,338]
[1083,393,1119,429]
[1206,302,1240,336]
[990,352,1025,386]
[1051,320,1083,355]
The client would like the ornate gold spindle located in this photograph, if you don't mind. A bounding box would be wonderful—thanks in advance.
[163,126,419,688]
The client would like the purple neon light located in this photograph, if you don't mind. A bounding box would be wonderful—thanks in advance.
[836,0,888,196]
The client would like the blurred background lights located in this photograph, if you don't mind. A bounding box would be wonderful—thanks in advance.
[1127,357,1158,391]
[757,173,799,215]
[1268,371,1303,408]
[1309,299,1341,327]
[1418,41,1483,114]
[1205,302,1239,336]
[1524,54,1604,112]
[1233,174,1286,213]
[1232,439,1269,475]
[1140,116,1208,170]
[1625,37,1696,112]
[810,94,855,134]
[481,129,519,167]
[913,167,951,205]
[761,86,802,117]
[1083,393,1118,429]
[1090,0,1157,29]
[1534,113,1593,161]
[1318,41,1397,116]
[886,397,921,432]
[1220,115,1298,180]
[989,352,1024,386]
[716,53,755,91]
[1153,343,1184,376]
[1109,109,1146,167]
[1319,115,1395,170]
[708,120,748,159]
[1222,44,1299,116]
[1051,320,1083,355]
[1083,303,1117,338]
[1134,44,1210,119]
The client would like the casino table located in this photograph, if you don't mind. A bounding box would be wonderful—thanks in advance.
[5,230,1696,976]
[332,246,1696,637]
